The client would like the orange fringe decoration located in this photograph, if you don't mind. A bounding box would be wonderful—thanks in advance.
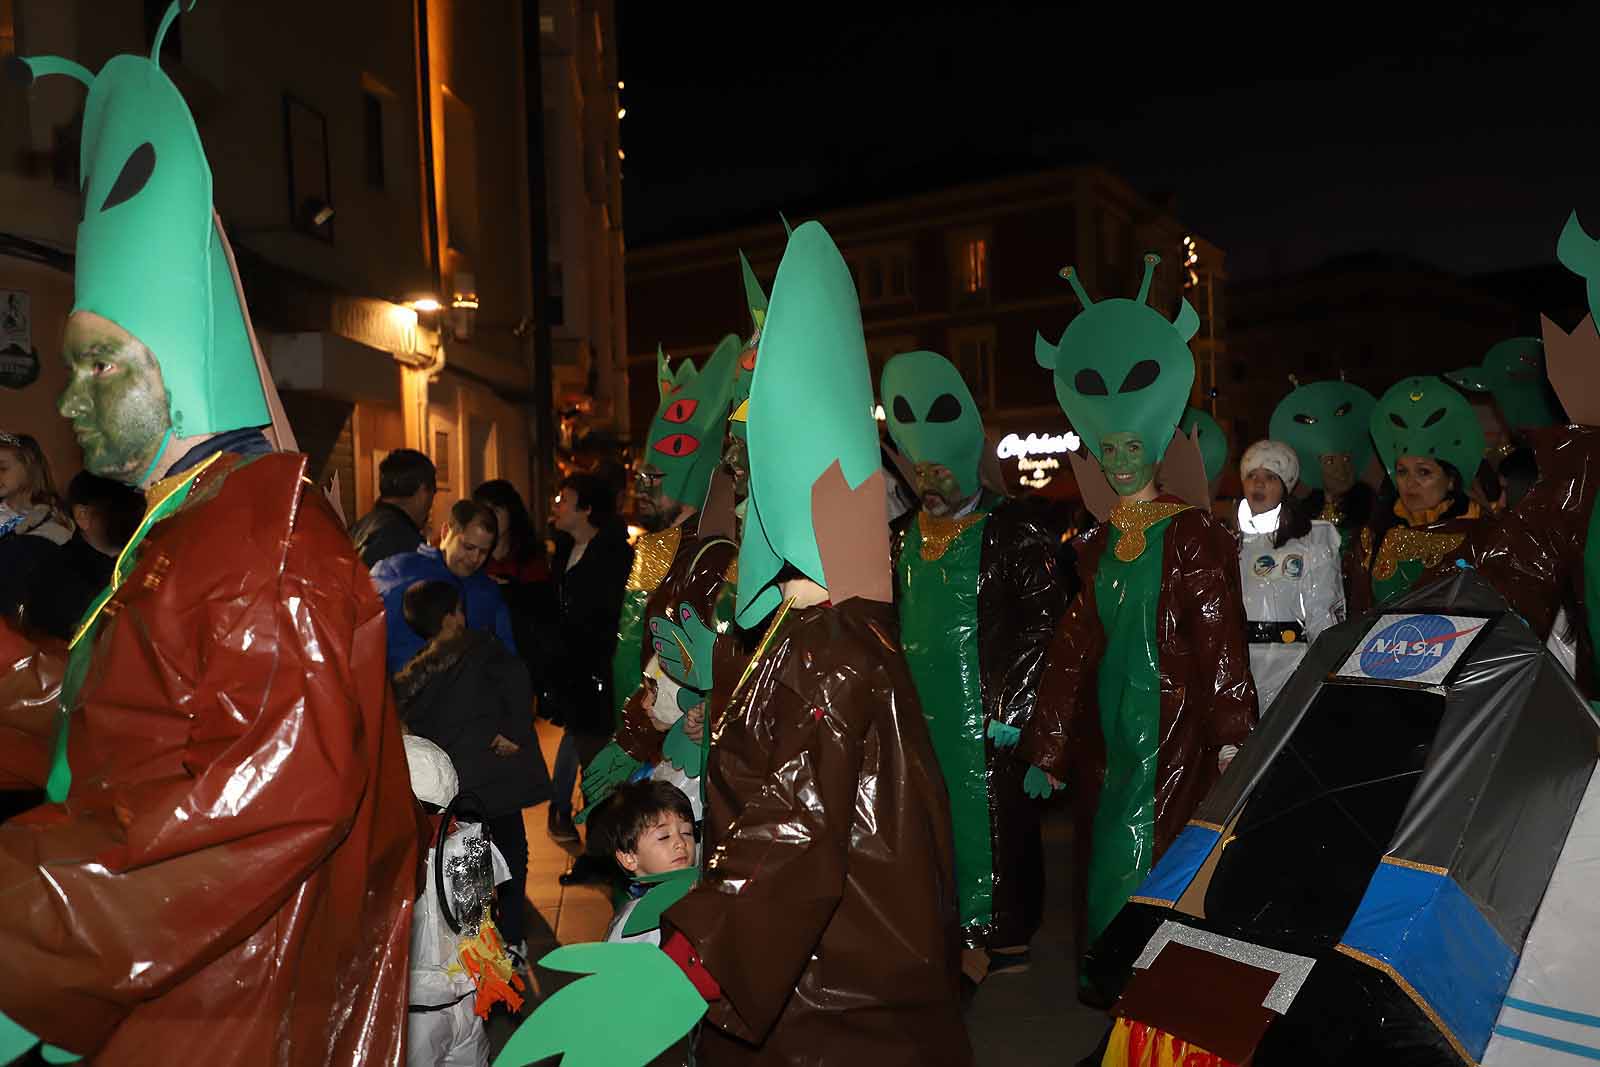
[455,907,526,1018]
[1102,1017,1236,1067]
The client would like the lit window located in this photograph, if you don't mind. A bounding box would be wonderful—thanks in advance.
[962,239,988,294]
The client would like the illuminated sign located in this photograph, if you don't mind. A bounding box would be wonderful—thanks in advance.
[996,431,1079,460]
[1016,455,1060,489]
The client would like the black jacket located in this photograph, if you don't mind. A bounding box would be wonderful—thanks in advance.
[350,501,423,569]
[393,628,551,817]
[542,520,634,735]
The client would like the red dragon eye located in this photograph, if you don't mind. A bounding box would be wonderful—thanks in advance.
[739,347,757,371]
[653,433,700,457]
[664,398,699,423]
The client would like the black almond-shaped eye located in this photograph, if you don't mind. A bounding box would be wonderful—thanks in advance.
[1333,401,1353,416]
[1074,369,1108,396]
[1421,406,1447,428]
[101,142,156,213]
[892,395,916,423]
[1119,359,1160,394]
[926,393,962,423]
[1294,412,1318,425]
[1389,413,1408,428]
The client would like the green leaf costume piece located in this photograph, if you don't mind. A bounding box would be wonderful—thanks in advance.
[1034,255,1197,466]
[620,867,700,938]
[492,943,705,1067]
[881,350,986,499]
[644,336,741,510]
[1370,375,1487,484]
[735,221,884,627]
[16,0,268,438]
[897,507,996,932]
[1446,337,1561,434]
[1085,515,1176,951]
[1178,407,1228,485]
[1268,379,1376,491]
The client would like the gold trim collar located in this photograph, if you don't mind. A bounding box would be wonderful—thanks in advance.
[917,511,984,562]
[1109,499,1189,562]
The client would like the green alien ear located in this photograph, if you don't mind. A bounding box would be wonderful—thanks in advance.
[18,0,268,439]
[1369,375,1486,484]
[1178,407,1228,484]
[644,336,740,510]
[735,221,889,627]
[1269,379,1376,490]
[1034,254,1195,468]
[880,351,986,500]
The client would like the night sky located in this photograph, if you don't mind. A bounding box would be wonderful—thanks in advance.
[617,2,1600,280]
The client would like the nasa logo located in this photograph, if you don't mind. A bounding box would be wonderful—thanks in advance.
[1283,554,1304,579]
[1252,555,1276,578]
[1357,614,1484,680]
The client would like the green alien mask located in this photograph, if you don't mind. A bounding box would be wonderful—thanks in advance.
[1268,379,1377,491]
[879,350,985,501]
[1034,254,1198,472]
[644,337,740,511]
[1446,338,1561,433]
[1370,375,1486,484]
[1557,211,1600,326]
[735,221,889,627]
[1178,407,1228,485]
[16,0,269,441]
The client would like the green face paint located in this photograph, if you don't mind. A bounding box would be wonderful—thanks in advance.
[58,313,173,481]
[1035,254,1197,468]
[642,337,740,512]
[1446,338,1560,433]
[1178,407,1228,484]
[1269,380,1376,491]
[1100,432,1155,496]
[1370,375,1486,484]
[880,350,985,501]
[17,1,269,440]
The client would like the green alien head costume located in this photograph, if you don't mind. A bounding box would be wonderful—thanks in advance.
[1021,254,1256,972]
[734,221,892,627]
[1268,378,1377,491]
[644,337,741,511]
[881,350,986,500]
[1446,338,1562,436]
[1370,375,1487,487]
[13,1,268,446]
[1178,407,1229,487]
[882,350,1061,949]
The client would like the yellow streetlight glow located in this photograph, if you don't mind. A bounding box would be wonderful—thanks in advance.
[617,107,626,119]
[410,297,443,313]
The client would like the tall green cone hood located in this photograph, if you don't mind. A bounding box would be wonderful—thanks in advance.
[1178,407,1227,484]
[1269,379,1377,490]
[1446,338,1561,433]
[645,337,740,509]
[15,0,268,438]
[1370,375,1486,483]
[1034,254,1197,466]
[880,350,985,499]
[735,221,887,627]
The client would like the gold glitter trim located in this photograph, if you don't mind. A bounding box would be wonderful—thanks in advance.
[1381,855,1449,875]
[1371,527,1465,582]
[1320,499,1344,526]
[1128,894,1175,907]
[625,526,682,592]
[723,558,738,584]
[917,511,984,562]
[1360,527,1375,573]
[1334,944,1477,1065]
[1109,499,1190,562]
[1187,819,1224,832]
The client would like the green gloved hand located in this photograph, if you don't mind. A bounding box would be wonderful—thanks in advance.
[1023,765,1059,799]
[650,604,716,692]
[986,721,1021,749]
[575,741,644,825]
[0,1011,79,1064]
[661,716,706,777]
[494,942,707,1067]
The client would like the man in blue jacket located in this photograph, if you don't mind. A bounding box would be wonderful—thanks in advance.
[372,499,516,673]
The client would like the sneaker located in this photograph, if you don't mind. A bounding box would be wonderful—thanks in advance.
[547,807,579,843]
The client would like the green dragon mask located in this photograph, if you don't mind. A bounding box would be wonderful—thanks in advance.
[1370,375,1486,483]
[1446,338,1561,433]
[644,337,740,510]
[879,350,985,500]
[1268,379,1377,490]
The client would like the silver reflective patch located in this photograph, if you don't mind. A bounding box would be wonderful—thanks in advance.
[1132,920,1316,1015]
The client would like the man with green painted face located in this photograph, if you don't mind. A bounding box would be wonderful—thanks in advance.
[882,349,1066,984]
[1021,256,1257,1001]
[1269,378,1378,553]
[0,9,417,1063]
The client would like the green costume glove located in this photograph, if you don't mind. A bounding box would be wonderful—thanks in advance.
[0,1011,79,1064]
[494,943,707,1067]
[986,721,1021,749]
[650,604,716,692]
[1023,765,1058,799]
[575,741,644,826]
[661,716,706,778]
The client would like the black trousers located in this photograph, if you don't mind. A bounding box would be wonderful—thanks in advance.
[487,810,530,947]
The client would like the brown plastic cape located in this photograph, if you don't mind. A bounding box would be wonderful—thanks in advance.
[665,600,972,1066]
[0,452,418,1064]
[615,532,740,764]
[1019,504,1257,958]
